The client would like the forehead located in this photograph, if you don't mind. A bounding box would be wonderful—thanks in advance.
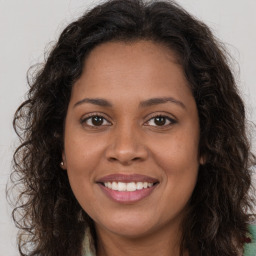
[83,40,181,76]
[70,40,193,107]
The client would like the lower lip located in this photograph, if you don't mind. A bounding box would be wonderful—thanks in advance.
[98,184,157,203]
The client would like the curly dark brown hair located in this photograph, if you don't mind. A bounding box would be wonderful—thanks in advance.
[10,0,255,255]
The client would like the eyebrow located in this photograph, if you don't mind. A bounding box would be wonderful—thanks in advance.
[73,97,186,109]
[139,97,186,109]
[73,98,112,108]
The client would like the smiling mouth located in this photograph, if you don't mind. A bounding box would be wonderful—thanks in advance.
[102,181,155,191]
[97,174,159,203]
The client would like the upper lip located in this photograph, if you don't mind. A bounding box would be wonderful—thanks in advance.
[96,174,159,183]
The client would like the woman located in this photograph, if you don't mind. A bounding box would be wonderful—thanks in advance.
[11,0,256,255]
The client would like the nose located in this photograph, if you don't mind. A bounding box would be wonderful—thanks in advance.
[105,125,148,165]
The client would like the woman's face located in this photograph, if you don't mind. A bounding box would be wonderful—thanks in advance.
[63,40,202,239]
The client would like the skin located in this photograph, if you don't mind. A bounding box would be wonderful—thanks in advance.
[62,40,203,256]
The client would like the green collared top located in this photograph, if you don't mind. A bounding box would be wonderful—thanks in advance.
[244,225,256,256]
[82,225,256,256]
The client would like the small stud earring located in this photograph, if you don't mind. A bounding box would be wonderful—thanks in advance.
[60,161,64,167]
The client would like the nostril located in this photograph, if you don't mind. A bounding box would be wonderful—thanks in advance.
[109,157,118,162]
[107,156,142,165]
[105,144,148,164]
[132,157,141,161]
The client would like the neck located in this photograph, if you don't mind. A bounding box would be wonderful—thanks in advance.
[95,222,188,256]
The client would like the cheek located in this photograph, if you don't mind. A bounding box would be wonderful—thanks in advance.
[153,140,199,219]
[150,128,200,199]
[64,128,105,172]
[64,132,105,201]
[151,129,200,172]
[64,141,102,216]
[158,144,199,196]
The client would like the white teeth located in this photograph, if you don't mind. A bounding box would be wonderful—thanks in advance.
[112,181,118,190]
[103,181,154,191]
[137,182,143,190]
[117,182,126,191]
[127,182,136,191]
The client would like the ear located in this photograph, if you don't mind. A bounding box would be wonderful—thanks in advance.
[199,155,206,165]
[60,152,67,170]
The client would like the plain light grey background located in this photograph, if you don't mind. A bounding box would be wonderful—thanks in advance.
[0,0,255,255]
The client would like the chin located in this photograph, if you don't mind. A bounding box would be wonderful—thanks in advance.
[94,212,166,239]
[107,223,155,239]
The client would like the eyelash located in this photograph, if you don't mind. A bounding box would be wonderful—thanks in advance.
[144,114,177,128]
[80,113,177,129]
[80,113,112,128]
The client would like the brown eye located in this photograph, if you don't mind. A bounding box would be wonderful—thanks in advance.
[146,115,176,127]
[81,115,111,127]
[91,116,104,126]
[154,116,167,126]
